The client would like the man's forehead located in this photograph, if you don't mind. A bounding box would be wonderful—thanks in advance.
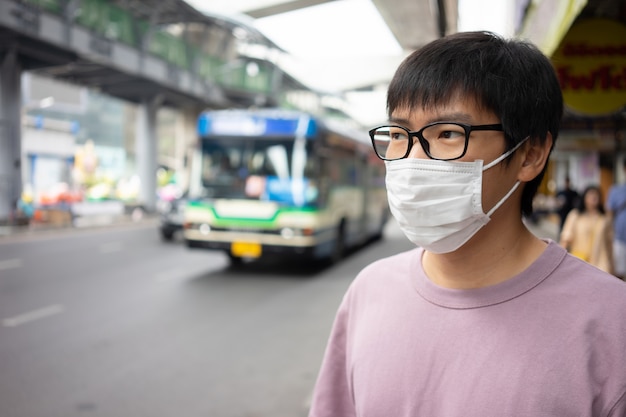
[390,100,493,124]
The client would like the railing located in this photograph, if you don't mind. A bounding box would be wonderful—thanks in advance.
[23,0,273,95]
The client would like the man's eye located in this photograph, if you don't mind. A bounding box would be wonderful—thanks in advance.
[390,130,408,141]
[440,130,464,140]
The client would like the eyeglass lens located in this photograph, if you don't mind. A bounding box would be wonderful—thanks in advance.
[371,123,468,160]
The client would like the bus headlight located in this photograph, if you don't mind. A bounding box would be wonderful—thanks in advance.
[199,223,211,235]
[279,227,314,238]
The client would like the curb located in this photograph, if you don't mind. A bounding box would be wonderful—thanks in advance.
[0,214,160,240]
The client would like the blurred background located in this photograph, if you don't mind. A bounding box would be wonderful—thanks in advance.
[0,0,624,416]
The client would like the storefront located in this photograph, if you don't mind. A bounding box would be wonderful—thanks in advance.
[519,0,626,209]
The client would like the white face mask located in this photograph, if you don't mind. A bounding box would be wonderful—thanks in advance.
[385,141,526,254]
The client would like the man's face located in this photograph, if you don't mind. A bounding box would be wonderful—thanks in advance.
[389,98,522,217]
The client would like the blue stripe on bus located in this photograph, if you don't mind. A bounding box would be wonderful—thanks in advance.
[197,114,317,137]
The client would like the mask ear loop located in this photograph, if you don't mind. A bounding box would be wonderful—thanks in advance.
[483,136,529,171]
[483,136,529,217]
[486,181,521,217]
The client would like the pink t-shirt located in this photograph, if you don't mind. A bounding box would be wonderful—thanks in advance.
[309,241,626,417]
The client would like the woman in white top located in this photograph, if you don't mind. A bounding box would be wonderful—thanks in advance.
[560,185,614,274]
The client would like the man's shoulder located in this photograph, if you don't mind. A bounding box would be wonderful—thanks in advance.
[352,248,419,288]
[363,248,417,270]
[608,183,626,206]
[556,254,626,301]
[609,183,626,194]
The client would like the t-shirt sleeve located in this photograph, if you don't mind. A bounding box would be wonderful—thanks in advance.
[607,389,626,417]
[308,292,356,417]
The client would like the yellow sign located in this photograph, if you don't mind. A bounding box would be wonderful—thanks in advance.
[231,241,262,258]
[552,19,626,116]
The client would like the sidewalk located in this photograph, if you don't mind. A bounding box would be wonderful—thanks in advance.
[0,212,159,240]
[525,216,560,242]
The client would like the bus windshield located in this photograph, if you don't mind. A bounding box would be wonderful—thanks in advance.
[197,136,318,206]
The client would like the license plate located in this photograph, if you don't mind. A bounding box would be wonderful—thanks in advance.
[231,241,262,258]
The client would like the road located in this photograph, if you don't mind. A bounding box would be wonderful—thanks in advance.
[0,220,414,417]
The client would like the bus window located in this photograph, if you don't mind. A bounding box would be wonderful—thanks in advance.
[267,145,289,179]
[197,137,317,204]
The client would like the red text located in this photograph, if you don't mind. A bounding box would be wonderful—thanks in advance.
[557,65,626,91]
[562,42,626,58]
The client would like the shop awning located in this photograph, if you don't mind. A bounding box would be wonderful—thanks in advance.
[518,0,588,57]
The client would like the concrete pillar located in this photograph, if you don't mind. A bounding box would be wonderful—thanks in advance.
[135,98,160,212]
[0,48,22,223]
[176,107,200,191]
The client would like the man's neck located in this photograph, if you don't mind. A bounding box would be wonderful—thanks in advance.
[421,217,547,289]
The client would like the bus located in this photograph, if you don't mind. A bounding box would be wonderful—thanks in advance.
[183,108,389,264]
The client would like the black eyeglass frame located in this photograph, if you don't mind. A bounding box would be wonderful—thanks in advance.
[369,122,504,161]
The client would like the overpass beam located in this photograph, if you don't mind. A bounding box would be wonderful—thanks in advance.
[0,48,22,224]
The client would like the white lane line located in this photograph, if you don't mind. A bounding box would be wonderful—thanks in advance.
[99,241,123,253]
[2,304,65,327]
[0,258,23,271]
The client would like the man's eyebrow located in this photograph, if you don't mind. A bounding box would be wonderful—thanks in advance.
[426,112,475,124]
[388,117,411,125]
[388,112,477,128]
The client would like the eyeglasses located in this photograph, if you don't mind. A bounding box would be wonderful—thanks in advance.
[369,122,504,161]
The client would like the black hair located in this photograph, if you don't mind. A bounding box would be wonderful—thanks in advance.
[386,31,563,217]
[578,185,605,214]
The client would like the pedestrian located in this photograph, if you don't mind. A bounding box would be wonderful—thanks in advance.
[559,185,613,274]
[555,176,580,233]
[607,159,626,280]
[308,31,626,417]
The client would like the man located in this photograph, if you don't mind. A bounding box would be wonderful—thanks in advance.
[556,176,579,232]
[607,159,626,280]
[308,32,626,417]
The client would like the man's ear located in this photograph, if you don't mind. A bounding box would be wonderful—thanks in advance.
[517,133,553,182]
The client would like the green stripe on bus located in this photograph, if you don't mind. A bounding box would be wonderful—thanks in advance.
[186,201,318,226]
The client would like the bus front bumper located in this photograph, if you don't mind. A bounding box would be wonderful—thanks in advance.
[185,238,331,259]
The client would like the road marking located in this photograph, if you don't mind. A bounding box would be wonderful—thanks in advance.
[99,241,123,253]
[2,304,65,327]
[0,258,23,271]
